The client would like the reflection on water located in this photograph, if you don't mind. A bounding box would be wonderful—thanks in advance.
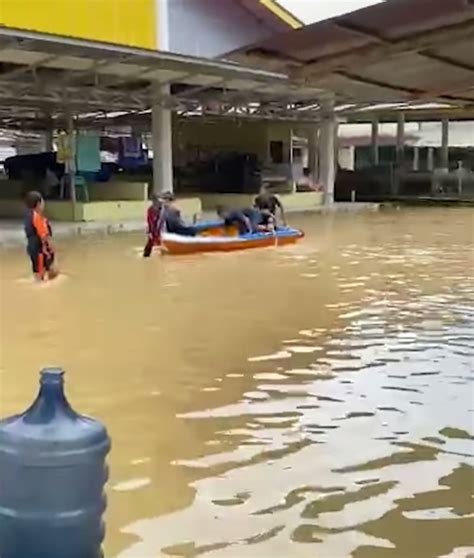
[1,208,473,557]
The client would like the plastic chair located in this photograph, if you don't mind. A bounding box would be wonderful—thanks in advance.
[74,175,89,202]
[59,174,89,202]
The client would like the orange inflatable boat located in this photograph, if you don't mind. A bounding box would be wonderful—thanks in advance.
[161,224,304,255]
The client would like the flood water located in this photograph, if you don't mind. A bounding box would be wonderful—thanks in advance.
[1,207,473,558]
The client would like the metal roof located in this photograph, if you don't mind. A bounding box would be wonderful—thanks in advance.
[0,26,313,128]
[231,0,474,116]
[1,0,473,132]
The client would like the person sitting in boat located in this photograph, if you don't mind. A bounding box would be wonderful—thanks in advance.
[161,192,196,236]
[216,205,261,235]
[254,183,286,227]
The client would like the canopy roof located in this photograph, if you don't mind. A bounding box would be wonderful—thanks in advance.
[1,0,473,132]
[232,0,474,117]
[0,26,318,128]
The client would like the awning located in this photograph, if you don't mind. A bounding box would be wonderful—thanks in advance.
[231,0,474,118]
[0,26,316,127]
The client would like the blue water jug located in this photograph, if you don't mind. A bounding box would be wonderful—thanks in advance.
[0,368,110,558]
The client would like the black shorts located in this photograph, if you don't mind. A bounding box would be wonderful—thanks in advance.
[27,245,54,274]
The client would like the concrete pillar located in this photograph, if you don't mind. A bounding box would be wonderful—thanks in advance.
[371,119,379,165]
[392,113,405,196]
[45,130,54,153]
[307,126,318,183]
[427,147,435,171]
[412,146,420,171]
[265,126,272,165]
[66,114,76,204]
[318,99,337,206]
[152,84,173,194]
[44,115,54,152]
[396,113,405,165]
[441,118,449,169]
[289,128,295,192]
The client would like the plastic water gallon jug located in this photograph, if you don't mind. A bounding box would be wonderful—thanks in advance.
[0,368,111,558]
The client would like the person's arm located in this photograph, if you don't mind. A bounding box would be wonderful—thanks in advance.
[146,207,154,236]
[176,209,187,228]
[275,196,286,225]
[33,212,54,252]
[243,215,252,233]
[156,207,166,233]
[32,212,50,242]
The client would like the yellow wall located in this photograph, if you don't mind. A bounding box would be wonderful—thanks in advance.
[0,199,80,220]
[0,179,23,199]
[88,181,147,202]
[0,197,202,222]
[0,0,156,49]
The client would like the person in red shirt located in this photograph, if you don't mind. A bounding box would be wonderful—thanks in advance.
[143,193,164,257]
[24,191,59,281]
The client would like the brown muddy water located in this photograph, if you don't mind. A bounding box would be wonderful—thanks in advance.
[1,207,473,558]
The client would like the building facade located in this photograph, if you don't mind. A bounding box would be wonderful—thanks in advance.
[0,0,299,53]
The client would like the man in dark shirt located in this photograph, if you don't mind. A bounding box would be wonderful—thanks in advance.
[216,205,260,235]
[254,184,286,226]
[161,192,196,236]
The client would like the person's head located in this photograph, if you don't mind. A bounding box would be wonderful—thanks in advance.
[216,204,227,217]
[25,191,44,213]
[160,191,176,206]
[151,193,161,209]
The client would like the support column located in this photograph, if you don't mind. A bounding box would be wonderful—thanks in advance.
[441,118,449,169]
[396,113,405,165]
[289,128,295,192]
[371,118,379,166]
[152,84,173,195]
[66,114,76,204]
[427,147,434,171]
[393,113,405,196]
[307,126,318,184]
[318,98,337,206]
[44,115,54,152]
[412,146,420,171]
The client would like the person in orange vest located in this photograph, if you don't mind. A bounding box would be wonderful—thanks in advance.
[24,191,59,281]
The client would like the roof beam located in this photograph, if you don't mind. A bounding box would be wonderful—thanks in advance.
[420,51,474,73]
[0,54,58,80]
[334,70,422,97]
[175,78,228,100]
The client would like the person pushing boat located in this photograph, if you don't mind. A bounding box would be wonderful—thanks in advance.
[143,193,164,257]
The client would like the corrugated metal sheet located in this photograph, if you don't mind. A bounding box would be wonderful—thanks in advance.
[232,0,474,105]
